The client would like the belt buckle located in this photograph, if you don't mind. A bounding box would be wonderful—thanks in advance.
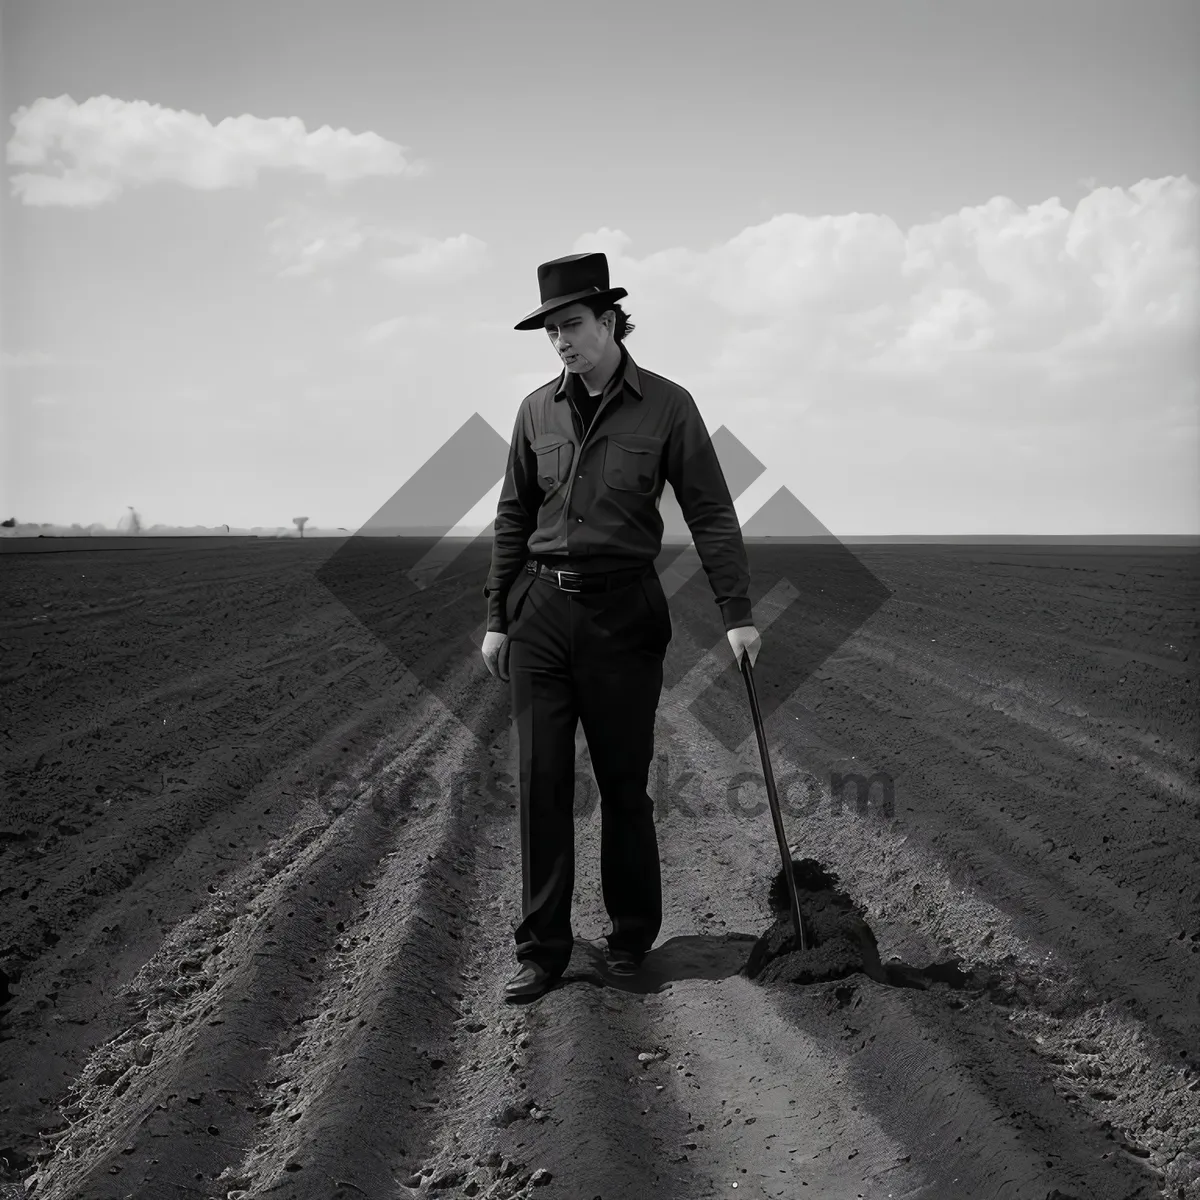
[554,568,585,593]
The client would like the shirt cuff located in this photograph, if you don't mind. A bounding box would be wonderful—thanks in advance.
[719,597,755,631]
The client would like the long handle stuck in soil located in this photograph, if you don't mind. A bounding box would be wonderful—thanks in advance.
[739,650,808,953]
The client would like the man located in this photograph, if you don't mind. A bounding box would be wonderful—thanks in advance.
[481,251,761,1002]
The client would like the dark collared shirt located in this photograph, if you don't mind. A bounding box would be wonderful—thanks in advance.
[483,344,754,634]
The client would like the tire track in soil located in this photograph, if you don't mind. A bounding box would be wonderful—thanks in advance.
[848,627,1199,811]
[216,702,500,1200]
[21,688,467,1199]
[1,600,416,1174]
[642,974,931,1199]
[5,636,387,959]
[641,572,1196,1198]
[769,756,1200,1199]
[387,727,716,1199]
[6,542,1197,1199]
[813,626,1200,1051]
[405,611,1115,1197]
[649,723,1157,1195]
[398,549,1198,1200]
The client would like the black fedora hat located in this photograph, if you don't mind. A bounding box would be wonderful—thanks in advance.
[514,252,628,331]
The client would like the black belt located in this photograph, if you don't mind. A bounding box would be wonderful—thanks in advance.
[525,558,650,594]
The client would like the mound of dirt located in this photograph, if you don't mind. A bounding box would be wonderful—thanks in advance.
[743,858,889,985]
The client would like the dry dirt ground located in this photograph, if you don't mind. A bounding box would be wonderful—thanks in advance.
[1,537,1197,1200]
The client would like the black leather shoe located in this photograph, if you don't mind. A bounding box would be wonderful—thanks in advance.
[504,961,563,1001]
[604,947,645,977]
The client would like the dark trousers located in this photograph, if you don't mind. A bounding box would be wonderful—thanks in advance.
[505,563,673,971]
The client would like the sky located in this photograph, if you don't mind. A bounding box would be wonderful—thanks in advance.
[2,0,1198,536]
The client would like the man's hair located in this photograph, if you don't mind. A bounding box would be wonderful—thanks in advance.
[581,296,635,343]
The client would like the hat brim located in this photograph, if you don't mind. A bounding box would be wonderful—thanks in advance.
[514,286,628,331]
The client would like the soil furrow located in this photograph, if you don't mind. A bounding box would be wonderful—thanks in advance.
[21,697,456,1198]
[3,540,1196,1200]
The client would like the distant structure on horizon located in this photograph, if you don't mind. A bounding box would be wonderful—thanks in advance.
[116,506,143,534]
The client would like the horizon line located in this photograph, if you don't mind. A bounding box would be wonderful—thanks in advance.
[3,526,1198,546]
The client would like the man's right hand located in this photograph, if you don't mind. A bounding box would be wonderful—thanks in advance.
[481,630,511,683]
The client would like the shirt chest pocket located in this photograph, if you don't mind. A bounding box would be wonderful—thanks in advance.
[603,434,663,494]
[531,434,575,490]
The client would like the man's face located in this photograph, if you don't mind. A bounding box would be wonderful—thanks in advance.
[543,303,613,373]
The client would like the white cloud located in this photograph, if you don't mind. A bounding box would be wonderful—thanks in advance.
[350,312,518,363]
[1,349,57,368]
[376,233,489,280]
[264,205,488,284]
[569,176,1198,531]
[354,312,444,348]
[5,94,423,207]
[266,208,371,277]
[575,175,1199,387]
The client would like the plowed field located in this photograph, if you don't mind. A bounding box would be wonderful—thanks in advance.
[1,539,1197,1200]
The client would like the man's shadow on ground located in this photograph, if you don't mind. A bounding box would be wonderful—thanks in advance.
[545,860,1016,1001]
[556,933,995,997]
[560,933,761,995]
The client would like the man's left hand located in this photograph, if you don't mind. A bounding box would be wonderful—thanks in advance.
[727,624,761,668]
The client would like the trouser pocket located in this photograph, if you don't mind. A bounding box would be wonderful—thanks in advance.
[504,569,536,627]
[638,573,672,646]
